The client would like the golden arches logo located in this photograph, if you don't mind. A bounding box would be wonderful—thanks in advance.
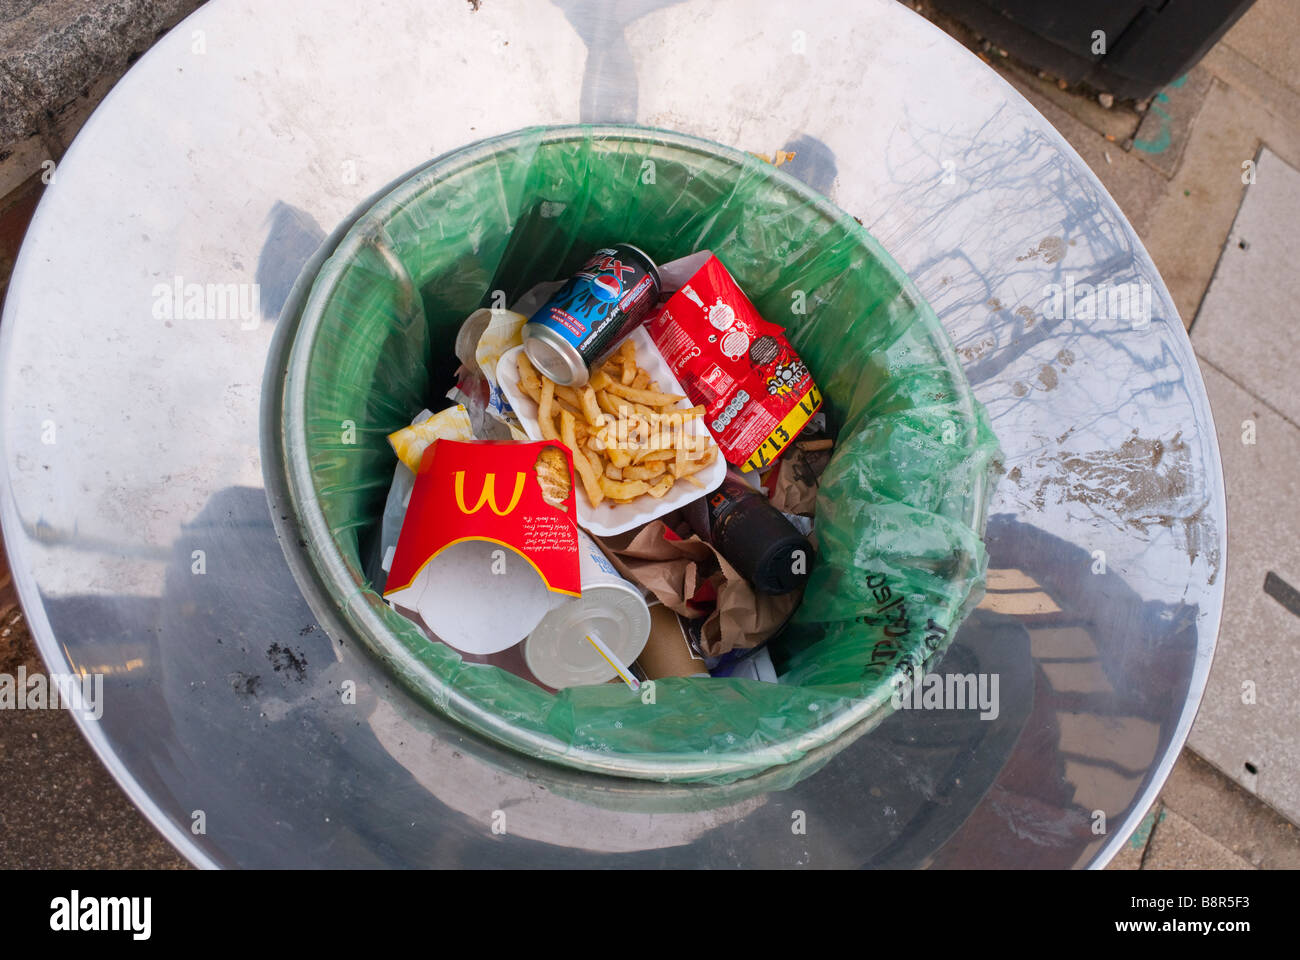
[454,471,526,516]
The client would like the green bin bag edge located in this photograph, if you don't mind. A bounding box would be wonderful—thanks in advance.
[286,125,1002,784]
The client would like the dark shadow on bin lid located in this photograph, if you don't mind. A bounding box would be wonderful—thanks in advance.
[136,485,646,865]
[554,0,688,123]
[928,511,1201,867]
[136,490,913,862]
[777,134,839,197]
[836,612,1031,869]
[50,494,1207,866]
[256,201,326,323]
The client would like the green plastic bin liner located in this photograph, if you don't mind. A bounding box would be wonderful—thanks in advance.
[279,125,1001,784]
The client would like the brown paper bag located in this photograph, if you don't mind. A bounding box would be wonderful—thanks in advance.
[597,521,800,657]
[768,439,833,516]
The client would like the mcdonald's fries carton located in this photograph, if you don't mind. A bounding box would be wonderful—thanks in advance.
[382,439,581,654]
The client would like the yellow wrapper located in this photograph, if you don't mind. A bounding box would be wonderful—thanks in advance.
[474,308,531,441]
[473,308,528,381]
[387,405,474,471]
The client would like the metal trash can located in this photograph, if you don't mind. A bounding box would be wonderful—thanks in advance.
[272,125,1001,785]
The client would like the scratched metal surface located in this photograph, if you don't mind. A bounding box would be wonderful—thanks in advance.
[0,0,1223,867]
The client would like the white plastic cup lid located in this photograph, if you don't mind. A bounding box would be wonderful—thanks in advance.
[524,584,650,688]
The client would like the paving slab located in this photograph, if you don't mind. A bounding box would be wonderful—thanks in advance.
[1192,147,1300,427]
[1130,66,1214,179]
[1201,40,1300,136]
[1221,0,1300,98]
[1161,750,1300,869]
[1143,807,1253,870]
[1106,802,1159,870]
[0,0,204,145]
[1138,78,1300,327]
[1185,360,1300,825]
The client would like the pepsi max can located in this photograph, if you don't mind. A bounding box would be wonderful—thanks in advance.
[522,243,661,386]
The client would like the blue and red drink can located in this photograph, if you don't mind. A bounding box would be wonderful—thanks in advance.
[521,243,661,386]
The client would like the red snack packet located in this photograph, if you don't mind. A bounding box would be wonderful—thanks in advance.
[645,254,822,472]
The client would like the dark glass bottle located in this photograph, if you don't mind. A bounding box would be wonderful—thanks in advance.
[688,472,812,595]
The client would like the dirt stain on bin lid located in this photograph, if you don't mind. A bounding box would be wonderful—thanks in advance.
[228,671,262,696]
[1015,236,1065,264]
[1006,429,1220,584]
[958,336,996,363]
[267,643,308,681]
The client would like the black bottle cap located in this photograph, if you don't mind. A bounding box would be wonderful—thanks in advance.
[751,533,814,594]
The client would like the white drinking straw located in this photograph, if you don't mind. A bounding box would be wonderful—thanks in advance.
[586,632,640,691]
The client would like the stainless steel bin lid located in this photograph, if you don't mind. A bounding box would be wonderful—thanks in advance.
[0,0,1224,868]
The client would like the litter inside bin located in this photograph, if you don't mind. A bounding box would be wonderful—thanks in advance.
[284,125,1001,783]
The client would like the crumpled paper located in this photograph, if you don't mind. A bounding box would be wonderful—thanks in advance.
[767,437,833,517]
[596,520,801,657]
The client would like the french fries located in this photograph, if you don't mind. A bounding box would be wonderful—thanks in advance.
[562,409,604,506]
[538,379,559,441]
[516,353,543,402]
[619,339,637,385]
[606,444,632,469]
[515,338,720,508]
[594,389,623,419]
[645,474,675,498]
[622,461,667,481]
[672,446,716,479]
[580,386,604,429]
[604,381,686,407]
[599,475,650,501]
[555,384,584,410]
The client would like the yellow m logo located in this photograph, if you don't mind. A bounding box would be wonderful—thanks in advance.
[454,471,526,516]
